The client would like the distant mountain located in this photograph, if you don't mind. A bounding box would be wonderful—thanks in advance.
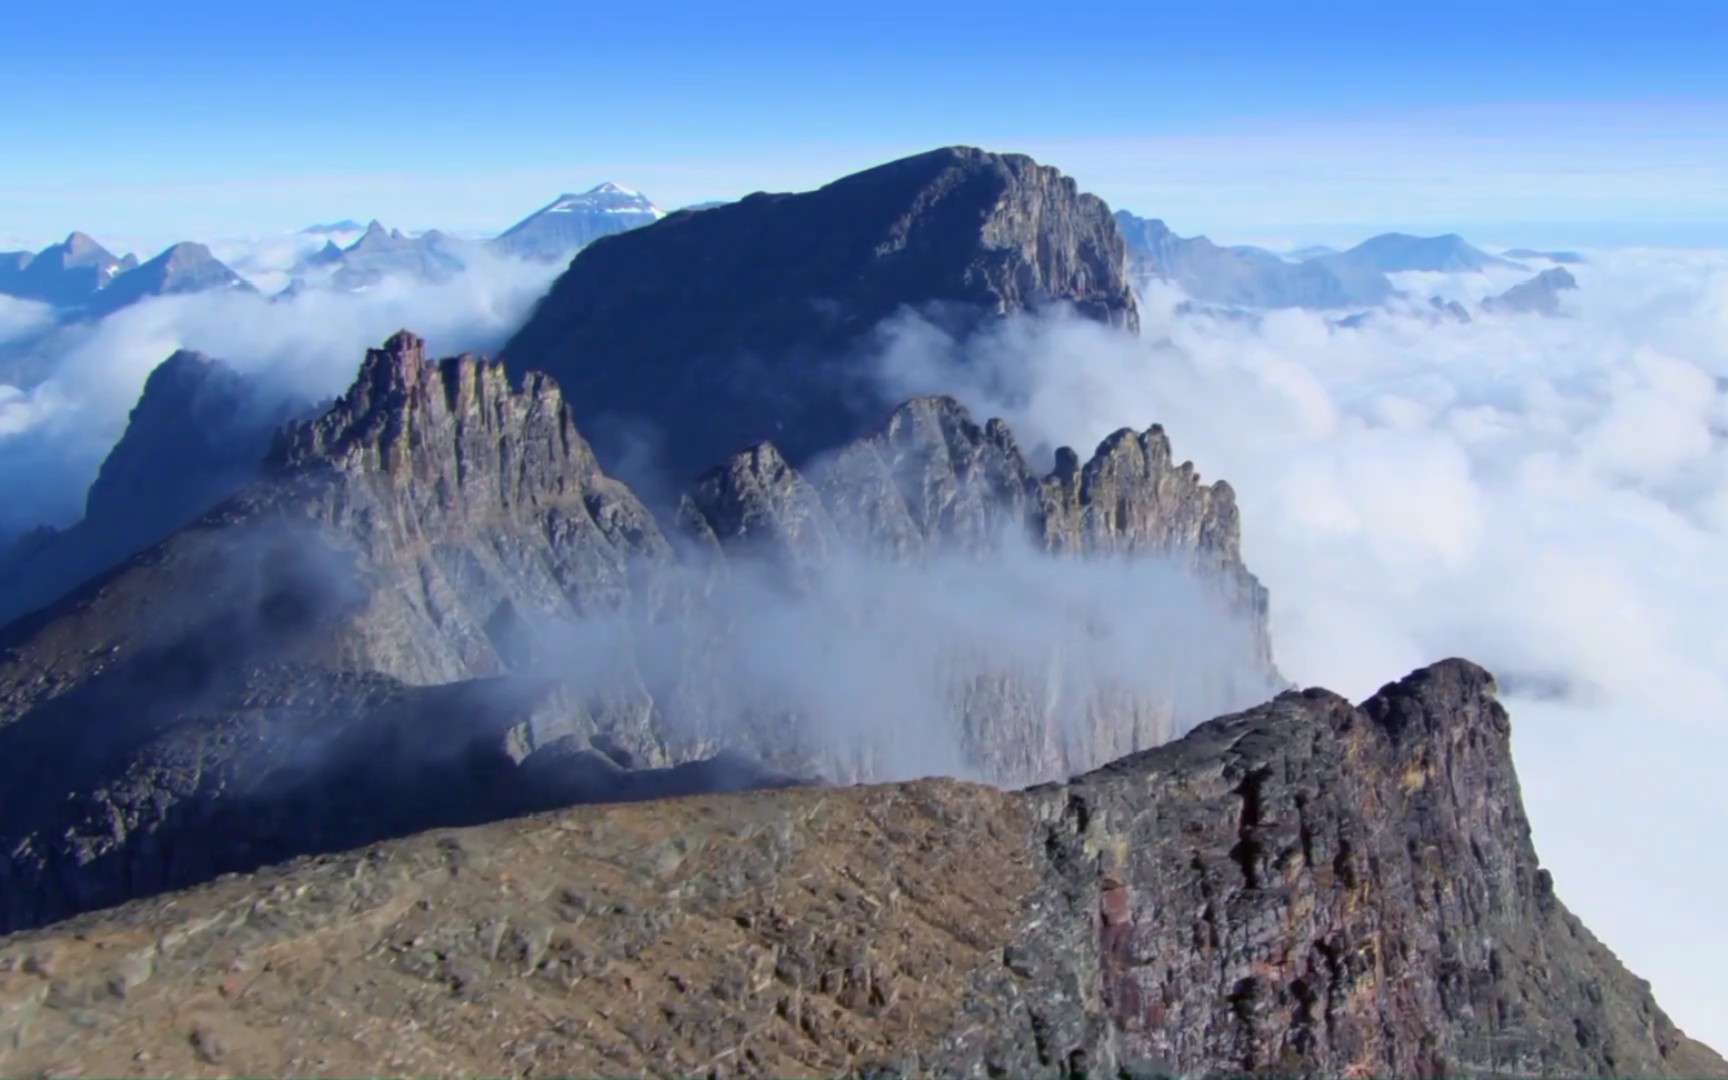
[1288,244,1339,260]
[0,350,311,626]
[287,220,475,291]
[1324,232,1526,274]
[85,242,253,317]
[505,146,1136,480]
[493,182,666,262]
[301,239,344,267]
[1116,212,1394,310]
[0,232,137,308]
[1430,295,1473,323]
[300,220,364,236]
[1504,248,1588,265]
[1482,267,1579,316]
[1331,294,1475,331]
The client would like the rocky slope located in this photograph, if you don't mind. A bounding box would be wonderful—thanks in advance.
[0,330,1270,933]
[0,660,1717,1078]
[503,146,1137,480]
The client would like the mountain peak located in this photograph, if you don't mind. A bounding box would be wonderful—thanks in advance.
[504,145,1137,479]
[1482,266,1579,316]
[62,230,106,254]
[157,240,218,268]
[494,183,666,262]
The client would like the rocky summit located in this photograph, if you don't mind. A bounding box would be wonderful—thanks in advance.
[503,146,1137,480]
[0,660,1719,1078]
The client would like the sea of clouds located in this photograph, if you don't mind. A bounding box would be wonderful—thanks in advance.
[873,247,1728,1049]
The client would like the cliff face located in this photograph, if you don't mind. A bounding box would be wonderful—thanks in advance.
[0,331,1268,933]
[503,146,1137,480]
[0,660,1716,1079]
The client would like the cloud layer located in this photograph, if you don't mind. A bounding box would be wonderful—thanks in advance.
[0,247,561,538]
[872,249,1728,1049]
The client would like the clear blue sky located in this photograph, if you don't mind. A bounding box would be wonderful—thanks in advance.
[4,0,1726,250]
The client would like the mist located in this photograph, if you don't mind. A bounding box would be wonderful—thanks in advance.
[502,532,1276,787]
[869,248,1728,1048]
[0,245,561,537]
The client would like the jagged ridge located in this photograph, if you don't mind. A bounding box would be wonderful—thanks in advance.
[0,331,1268,932]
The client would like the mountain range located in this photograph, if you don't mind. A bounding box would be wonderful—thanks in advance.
[0,145,1708,1076]
[1116,217,1562,314]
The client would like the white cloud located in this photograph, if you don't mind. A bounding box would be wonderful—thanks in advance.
[869,248,1728,1050]
[0,246,562,537]
[0,295,53,347]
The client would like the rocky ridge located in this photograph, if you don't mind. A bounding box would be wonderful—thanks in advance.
[0,330,1271,933]
[0,660,1718,1078]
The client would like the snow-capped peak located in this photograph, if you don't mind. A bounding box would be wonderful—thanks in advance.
[536,184,664,219]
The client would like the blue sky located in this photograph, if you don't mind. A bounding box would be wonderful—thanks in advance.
[3,0,1726,250]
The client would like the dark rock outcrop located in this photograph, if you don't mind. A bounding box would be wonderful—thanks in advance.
[1482,267,1579,316]
[0,660,1717,1078]
[0,350,309,626]
[503,146,1137,480]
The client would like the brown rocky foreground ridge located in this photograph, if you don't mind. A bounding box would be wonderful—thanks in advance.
[1,660,1719,1078]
